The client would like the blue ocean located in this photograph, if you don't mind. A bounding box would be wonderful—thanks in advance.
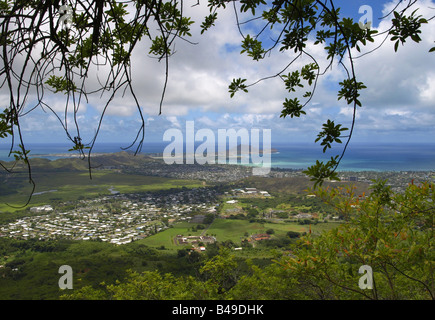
[270,143,435,172]
[0,142,434,172]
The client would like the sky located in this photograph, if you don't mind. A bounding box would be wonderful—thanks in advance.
[1,0,435,150]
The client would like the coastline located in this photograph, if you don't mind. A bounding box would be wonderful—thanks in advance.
[1,142,434,172]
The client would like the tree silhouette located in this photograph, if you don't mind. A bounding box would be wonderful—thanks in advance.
[0,0,195,205]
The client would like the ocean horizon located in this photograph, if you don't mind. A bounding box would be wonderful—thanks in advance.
[0,141,434,172]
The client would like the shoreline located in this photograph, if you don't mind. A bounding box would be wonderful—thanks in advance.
[1,146,434,173]
[0,153,433,174]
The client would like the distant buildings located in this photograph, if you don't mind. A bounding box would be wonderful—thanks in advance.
[250,233,270,241]
[231,187,271,197]
[294,213,312,220]
[175,235,216,246]
[1,188,219,244]
[30,205,53,213]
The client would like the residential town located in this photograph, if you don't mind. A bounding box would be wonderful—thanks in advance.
[113,155,435,190]
[1,166,433,245]
[122,157,304,182]
[337,170,435,193]
[0,188,221,245]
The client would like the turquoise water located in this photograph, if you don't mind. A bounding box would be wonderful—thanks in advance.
[271,143,435,171]
[1,142,434,172]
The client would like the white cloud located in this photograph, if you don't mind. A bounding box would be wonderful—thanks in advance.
[197,116,216,127]
[166,116,181,128]
[354,0,435,109]
[232,113,275,126]
[339,106,361,119]
[418,73,435,103]
[3,0,435,144]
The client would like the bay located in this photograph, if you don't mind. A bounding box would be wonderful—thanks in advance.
[0,142,434,172]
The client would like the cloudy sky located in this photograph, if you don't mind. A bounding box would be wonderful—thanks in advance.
[2,0,435,149]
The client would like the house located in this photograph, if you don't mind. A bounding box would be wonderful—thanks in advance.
[295,213,312,219]
[30,205,53,213]
[251,233,270,241]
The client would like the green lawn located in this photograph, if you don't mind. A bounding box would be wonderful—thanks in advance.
[205,219,308,243]
[0,171,204,212]
[138,219,308,250]
[310,220,343,235]
[200,218,340,244]
[141,218,341,250]
[262,221,308,235]
[137,222,203,250]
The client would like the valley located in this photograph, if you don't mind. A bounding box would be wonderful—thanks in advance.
[0,151,432,299]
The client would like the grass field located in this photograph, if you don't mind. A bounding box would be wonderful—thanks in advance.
[138,222,203,250]
[139,218,341,252]
[206,219,309,242]
[0,170,205,212]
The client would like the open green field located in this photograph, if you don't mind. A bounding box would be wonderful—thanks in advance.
[207,219,308,242]
[137,222,203,250]
[139,218,342,251]
[0,170,204,212]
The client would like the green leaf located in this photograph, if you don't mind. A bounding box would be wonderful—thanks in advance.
[45,75,77,94]
[241,34,265,60]
[229,78,248,98]
[280,98,305,118]
[201,13,218,34]
[394,40,399,52]
[0,108,13,139]
[303,155,340,188]
[11,144,30,163]
[315,120,348,153]
[337,78,366,105]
